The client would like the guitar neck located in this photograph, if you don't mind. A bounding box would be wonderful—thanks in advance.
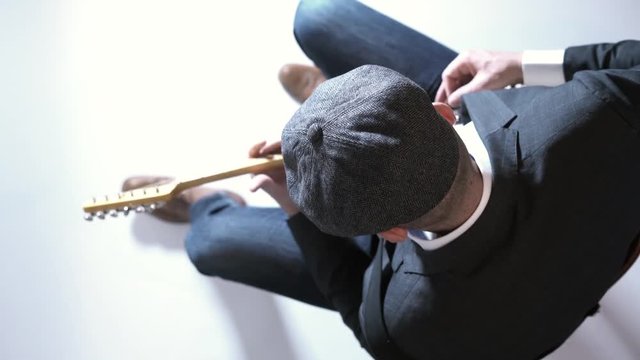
[173,154,284,193]
[82,154,284,218]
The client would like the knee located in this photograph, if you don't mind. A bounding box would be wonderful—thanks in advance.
[184,226,234,276]
[294,0,343,46]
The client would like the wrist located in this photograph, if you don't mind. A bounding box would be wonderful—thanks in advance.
[276,197,300,216]
[281,204,300,217]
[507,51,524,84]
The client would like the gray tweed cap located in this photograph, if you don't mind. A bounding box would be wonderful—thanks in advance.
[281,65,459,237]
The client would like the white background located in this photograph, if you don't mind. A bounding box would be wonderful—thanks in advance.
[1,0,639,359]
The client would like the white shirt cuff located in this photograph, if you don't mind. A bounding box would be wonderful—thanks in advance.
[522,49,566,86]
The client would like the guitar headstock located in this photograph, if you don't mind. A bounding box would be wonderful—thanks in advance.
[82,181,179,221]
[82,154,284,221]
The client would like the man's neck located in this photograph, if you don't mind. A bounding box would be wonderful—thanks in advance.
[422,156,484,235]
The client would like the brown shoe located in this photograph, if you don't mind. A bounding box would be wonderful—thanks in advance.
[122,176,246,223]
[278,64,326,104]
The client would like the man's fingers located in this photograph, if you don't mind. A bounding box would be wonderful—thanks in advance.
[260,140,282,156]
[248,140,267,158]
[448,76,487,107]
[441,53,472,86]
[249,174,273,192]
[435,82,448,103]
[441,53,470,80]
[249,139,282,158]
[447,87,470,108]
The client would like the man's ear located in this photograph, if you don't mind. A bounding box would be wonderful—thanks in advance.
[378,227,408,243]
[433,102,456,125]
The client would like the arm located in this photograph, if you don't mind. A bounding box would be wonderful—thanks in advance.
[564,40,640,80]
[572,64,640,130]
[435,50,523,107]
[287,214,371,347]
[436,40,640,108]
[249,140,371,347]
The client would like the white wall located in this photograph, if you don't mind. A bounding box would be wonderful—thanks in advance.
[1,0,638,359]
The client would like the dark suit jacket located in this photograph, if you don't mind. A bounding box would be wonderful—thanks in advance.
[287,40,640,359]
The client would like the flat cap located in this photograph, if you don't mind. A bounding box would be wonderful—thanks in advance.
[282,65,459,237]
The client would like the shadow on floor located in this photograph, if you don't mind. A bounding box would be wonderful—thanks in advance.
[131,214,298,360]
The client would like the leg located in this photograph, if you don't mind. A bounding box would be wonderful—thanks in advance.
[293,0,457,99]
[185,193,375,309]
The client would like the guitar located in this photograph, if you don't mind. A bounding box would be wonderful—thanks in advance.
[82,155,284,221]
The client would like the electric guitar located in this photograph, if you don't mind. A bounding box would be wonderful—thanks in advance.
[82,155,284,221]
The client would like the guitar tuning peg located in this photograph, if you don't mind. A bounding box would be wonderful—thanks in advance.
[96,211,106,220]
[109,209,119,218]
[121,206,130,216]
[146,203,157,212]
[135,205,145,213]
[84,213,94,221]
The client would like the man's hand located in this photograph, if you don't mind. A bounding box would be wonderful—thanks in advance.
[436,50,523,108]
[248,140,300,216]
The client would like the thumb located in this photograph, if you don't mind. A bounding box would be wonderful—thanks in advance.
[435,82,448,104]
[447,76,488,107]
[249,174,273,192]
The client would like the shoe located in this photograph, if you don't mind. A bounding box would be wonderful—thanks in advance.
[278,64,326,104]
[122,176,246,223]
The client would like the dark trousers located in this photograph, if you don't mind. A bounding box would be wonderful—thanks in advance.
[293,0,457,98]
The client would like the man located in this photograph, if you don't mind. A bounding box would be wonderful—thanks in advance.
[125,0,640,358]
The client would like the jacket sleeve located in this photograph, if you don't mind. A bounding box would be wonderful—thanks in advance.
[564,40,640,80]
[571,62,640,131]
[287,213,371,348]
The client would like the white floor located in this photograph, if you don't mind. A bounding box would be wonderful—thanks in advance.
[1,0,639,359]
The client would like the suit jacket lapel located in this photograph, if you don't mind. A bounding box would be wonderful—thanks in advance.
[460,91,517,136]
